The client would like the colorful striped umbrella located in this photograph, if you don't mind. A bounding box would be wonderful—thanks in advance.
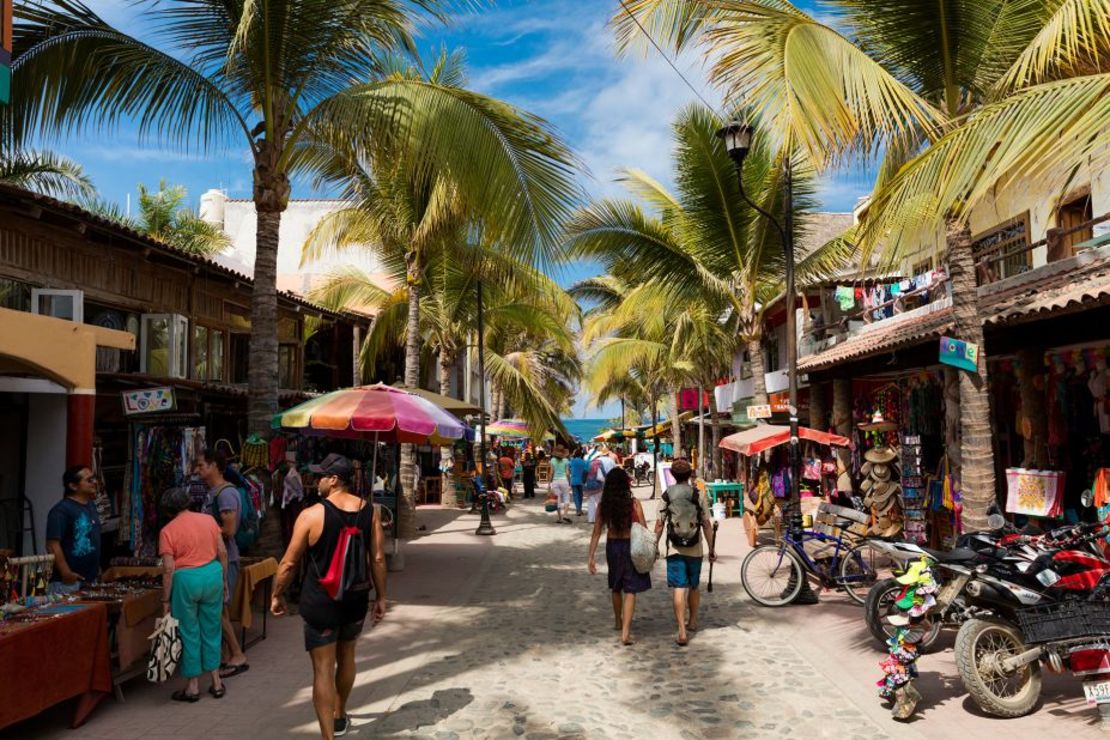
[486,419,531,439]
[273,384,471,445]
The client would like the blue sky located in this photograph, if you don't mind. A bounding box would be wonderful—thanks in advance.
[48,0,876,419]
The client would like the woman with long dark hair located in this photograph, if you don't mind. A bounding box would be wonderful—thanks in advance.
[587,467,650,645]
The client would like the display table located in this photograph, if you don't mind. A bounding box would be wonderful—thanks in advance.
[230,557,278,649]
[705,481,744,508]
[0,603,112,730]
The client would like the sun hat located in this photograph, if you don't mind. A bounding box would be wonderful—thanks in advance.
[864,447,898,464]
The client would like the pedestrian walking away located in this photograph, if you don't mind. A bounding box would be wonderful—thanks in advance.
[654,459,715,647]
[272,453,388,739]
[569,448,588,515]
[587,467,650,645]
[158,486,227,703]
[549,446,573,523]
[195,449,249,678]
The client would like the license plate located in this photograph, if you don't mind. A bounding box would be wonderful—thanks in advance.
[1083,680,1110,705]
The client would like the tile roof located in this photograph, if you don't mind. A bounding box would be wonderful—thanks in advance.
[798,307,953,372]
[0,183,369,324]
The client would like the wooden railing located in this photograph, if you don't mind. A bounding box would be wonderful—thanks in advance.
[975,211,1110,285]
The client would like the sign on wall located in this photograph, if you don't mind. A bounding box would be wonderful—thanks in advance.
[122,387,176,415]
[939,335,980,372]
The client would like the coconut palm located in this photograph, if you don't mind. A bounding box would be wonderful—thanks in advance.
[11,0,578,439]
[0,148,94,199]
[613,0,1110,528]
[84,181,231,256]
[566,103,852,406]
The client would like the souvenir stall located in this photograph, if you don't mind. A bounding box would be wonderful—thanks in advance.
[851,372,954,547]
[272,384,473,553]
[0,554,113,731]
[719,425,851,547]
[991,344,1110,530]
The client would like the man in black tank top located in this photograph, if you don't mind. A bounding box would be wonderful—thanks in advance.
[271,454,387,738]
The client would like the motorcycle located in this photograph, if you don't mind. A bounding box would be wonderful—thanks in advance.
[632,461,654,487]
[952,512,1110,718]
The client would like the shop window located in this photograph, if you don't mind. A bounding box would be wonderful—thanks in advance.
[140,314,188,378]
[278,316,300,342]
[279,344,299,389]
[31,288,83,323]
[1055,193,1093,261]
[230,334,250,384]
[0,278,31,311]
[764,333,780,373]
[192,326,227,382]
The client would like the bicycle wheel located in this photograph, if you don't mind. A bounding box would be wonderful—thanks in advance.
[741,545,805,607]
[837,543,879,605]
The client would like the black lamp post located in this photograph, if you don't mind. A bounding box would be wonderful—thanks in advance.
[718,122,811,563]
[474,280,496,536]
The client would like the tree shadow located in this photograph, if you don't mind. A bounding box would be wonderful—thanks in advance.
[349,687,473,735]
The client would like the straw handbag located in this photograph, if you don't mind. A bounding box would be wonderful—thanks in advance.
[630,522,657,574]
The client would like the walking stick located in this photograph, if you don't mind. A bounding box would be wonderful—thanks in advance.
[707,521,720,593]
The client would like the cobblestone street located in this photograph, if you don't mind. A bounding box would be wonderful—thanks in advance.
[11,486,1106,739]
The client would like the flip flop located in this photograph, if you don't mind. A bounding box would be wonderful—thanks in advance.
[171,690,200,703]
[675,637,689,647]
[621,638,634,646]
[208,684,226,698]
[219,663,250,678]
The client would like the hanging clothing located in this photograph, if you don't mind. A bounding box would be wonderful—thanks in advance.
[834,286,856,311]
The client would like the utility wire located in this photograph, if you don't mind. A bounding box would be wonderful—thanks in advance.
[615,0,727,120]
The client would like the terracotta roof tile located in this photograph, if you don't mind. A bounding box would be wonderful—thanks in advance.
[798,308,953,372]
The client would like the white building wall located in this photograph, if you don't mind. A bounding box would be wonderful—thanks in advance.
[24,393,67,555]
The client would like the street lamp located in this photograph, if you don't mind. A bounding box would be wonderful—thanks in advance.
[474,280,496,536]
[718,121,815,602]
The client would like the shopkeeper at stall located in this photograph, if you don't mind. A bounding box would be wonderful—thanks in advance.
[45,465,102,596]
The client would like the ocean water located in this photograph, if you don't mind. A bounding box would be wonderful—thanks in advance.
[561,418,613,442]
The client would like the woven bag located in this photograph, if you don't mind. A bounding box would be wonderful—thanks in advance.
[147,614,182,683]
[630,522,657,574]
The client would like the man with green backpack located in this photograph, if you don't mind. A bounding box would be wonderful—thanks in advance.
[654,459,716,646]
[196,449,250,678]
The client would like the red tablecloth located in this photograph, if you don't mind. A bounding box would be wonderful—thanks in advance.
[0,602,113,730]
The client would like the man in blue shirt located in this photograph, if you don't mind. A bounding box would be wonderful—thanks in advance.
[46,465,102,595]
[568,449,588,516]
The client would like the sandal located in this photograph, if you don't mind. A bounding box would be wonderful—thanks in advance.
[208,684,226,699]
[219,663,250,678]
[676,637,689,647]
[171,689,200,703]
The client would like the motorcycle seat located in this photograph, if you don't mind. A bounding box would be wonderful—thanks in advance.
[921,546,980,563]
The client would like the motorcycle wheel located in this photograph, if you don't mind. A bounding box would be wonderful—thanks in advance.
[954,619,1041,718]
[864,578,943,653]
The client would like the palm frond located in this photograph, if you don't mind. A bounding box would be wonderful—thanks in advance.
[0,148,96,198]
[997,0,1110,91]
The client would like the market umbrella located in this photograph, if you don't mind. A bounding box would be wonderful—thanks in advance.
[390,382,483,417]
[486,419,531,439]
[718,425,850,457]
[593,428,624,442]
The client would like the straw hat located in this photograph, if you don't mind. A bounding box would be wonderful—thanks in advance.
[870,463,894,482]
[836,472,853,493]
[865,447,898,464]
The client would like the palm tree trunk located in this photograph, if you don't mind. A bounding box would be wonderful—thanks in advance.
[247,155,290,436]
[833,378,852,488]
[708,389,722,477]
[439,349,455,468]
[398,254,421,540]
[748,337,768,405]
[947,222,996,531]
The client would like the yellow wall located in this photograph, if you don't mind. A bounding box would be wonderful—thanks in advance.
[0,307,134,391]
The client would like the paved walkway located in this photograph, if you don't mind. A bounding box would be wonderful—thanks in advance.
[9,485,1105,738]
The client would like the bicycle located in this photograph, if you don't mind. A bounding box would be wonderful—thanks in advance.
[740,519,879,606]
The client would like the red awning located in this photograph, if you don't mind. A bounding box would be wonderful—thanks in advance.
[719,424,851,456]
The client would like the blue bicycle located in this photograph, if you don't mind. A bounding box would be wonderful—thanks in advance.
[740,523,879,606]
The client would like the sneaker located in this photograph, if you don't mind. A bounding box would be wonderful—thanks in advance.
[334,715,350,737]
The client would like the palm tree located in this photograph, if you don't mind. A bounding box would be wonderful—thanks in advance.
[11,0,578,438]
[0,148,94,199]
[613,0,1110,529]
[84,181,231,256]
[566,103,851,406]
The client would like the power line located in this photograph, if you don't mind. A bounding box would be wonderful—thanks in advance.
[615,0,726,120]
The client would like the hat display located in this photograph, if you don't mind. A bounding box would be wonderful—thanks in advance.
[865,447,898,464]
[870,463,893,481]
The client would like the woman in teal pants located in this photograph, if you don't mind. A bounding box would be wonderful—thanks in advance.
[159,487,229,701]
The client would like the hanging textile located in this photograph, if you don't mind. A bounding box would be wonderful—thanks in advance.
[1005,468,1065,518]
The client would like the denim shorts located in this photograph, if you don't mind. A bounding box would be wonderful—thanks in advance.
[666,555,703,589]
